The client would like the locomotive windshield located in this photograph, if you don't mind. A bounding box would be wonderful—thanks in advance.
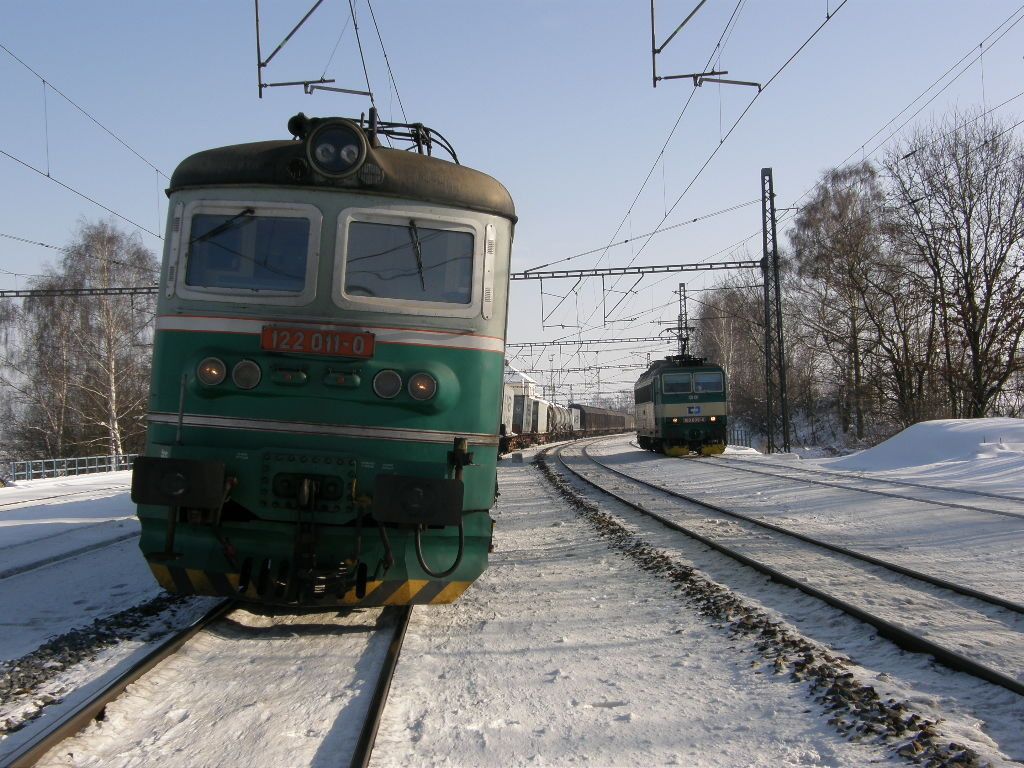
[694,371,724,392]
[185,212,310,292]
[344,220,474,304]
[662,372,692,393]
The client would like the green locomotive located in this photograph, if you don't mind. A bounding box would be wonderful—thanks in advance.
[131,113,515,606]
[634,356,727,455]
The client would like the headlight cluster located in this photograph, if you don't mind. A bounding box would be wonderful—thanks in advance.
[197,357,261,390]
[197,357,437,401]
[373,370,438,401]
[306,120,366,178]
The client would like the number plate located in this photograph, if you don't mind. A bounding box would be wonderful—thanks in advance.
[260,326,375,358]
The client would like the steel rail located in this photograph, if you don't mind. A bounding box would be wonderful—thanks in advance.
[556,442,1024,697]
[0,532,139,580]
[3,599,235,768]
[707,454,1024,515]
[0,485,129,510]
[350,605,412,768]
[596,443,1024,614]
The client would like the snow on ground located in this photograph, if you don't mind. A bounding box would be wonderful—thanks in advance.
[0,472,150,662]
[33,608,394,768]
[556,442,1024,764]
[806,419,1024,498]
[373,454,899,767]
[5,427,1023,766]
[598,432,1024,605]
[0,470,137,572]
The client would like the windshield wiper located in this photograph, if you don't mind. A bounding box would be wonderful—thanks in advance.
[407,219,426,291]
[188,208,256,252]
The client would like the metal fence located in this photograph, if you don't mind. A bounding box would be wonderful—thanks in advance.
[2,454,137,482]
[728,427,752,448]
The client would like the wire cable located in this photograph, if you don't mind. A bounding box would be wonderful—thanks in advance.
[0,43,170,180]
[0,148,163,239]
[348,0,376,109]
[366,0,408,123]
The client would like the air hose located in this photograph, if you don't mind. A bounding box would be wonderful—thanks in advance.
[414,519,465,578]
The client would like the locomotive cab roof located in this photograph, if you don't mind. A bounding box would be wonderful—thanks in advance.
[636,354,724,386]
[168,114,516,223]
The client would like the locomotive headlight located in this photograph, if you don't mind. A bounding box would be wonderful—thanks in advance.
[232,359,262,390]
[672,417,679,423]
[313,142,337,164]
[408,372,437,401]
[373,370,403,399]
[710,416,717,422]
[197,357,226,386]
[306,120,367,178]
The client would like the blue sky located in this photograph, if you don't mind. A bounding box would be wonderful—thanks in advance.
[2,1,1022,400]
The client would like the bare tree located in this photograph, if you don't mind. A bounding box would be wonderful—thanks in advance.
[0,220,157,459]
[64,221,157,455]
[789,160,887,440]
[886,112,1024,417]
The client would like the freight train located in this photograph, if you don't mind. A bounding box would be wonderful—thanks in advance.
[131,112,516,607]
[499,384,634,451]
[635,355,727,455]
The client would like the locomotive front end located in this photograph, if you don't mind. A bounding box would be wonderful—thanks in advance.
[131,115,515,606]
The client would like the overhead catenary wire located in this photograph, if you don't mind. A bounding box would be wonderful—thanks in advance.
[0,43,170,180]
[348,0,376,110]
[319,13,353,78]
[0,148,163,240]
[610,3,1024,338]
[522,198,758,273]
[366,0,408,123]
[574,0,749,277]
[551,0,851,349]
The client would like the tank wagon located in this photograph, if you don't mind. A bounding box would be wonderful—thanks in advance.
[497,388,633,450]
[131,112,516,607]
[634,355,726,454]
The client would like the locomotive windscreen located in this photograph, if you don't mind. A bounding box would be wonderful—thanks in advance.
[186,213,309,292]
[345,220,474,304]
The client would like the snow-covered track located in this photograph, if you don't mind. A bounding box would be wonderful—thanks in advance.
[2,599,233,768]
[0,532,139,581]
[557,441,1024,697]
[0,486,128,511]
[587,444,1023,614]
[13,604,412,767]
[701,454,1024,520]
[351,605,411,768]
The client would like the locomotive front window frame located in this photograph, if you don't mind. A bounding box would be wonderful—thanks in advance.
[174,201,321,306]
[334,207,484,318]
[693,371,725,393]
[662,372,693,394]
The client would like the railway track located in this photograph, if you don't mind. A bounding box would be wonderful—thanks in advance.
[1,599,234,768]
[0,484,130,511]
[557,439,1024,697]
[690,452,1024,520]
[0,531,140,581]
[2,603,411,767]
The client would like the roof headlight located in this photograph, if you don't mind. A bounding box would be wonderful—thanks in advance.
[313,142,337,164]
[408,372,437,401]
[373,370,402,399]
[306,119,367,178]
[197,357,226,386]
[232,359,262,390]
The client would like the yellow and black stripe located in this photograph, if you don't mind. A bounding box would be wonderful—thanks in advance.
[148,562,471,606]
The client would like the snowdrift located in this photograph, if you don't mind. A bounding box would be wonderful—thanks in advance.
[821,418,1024,472]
